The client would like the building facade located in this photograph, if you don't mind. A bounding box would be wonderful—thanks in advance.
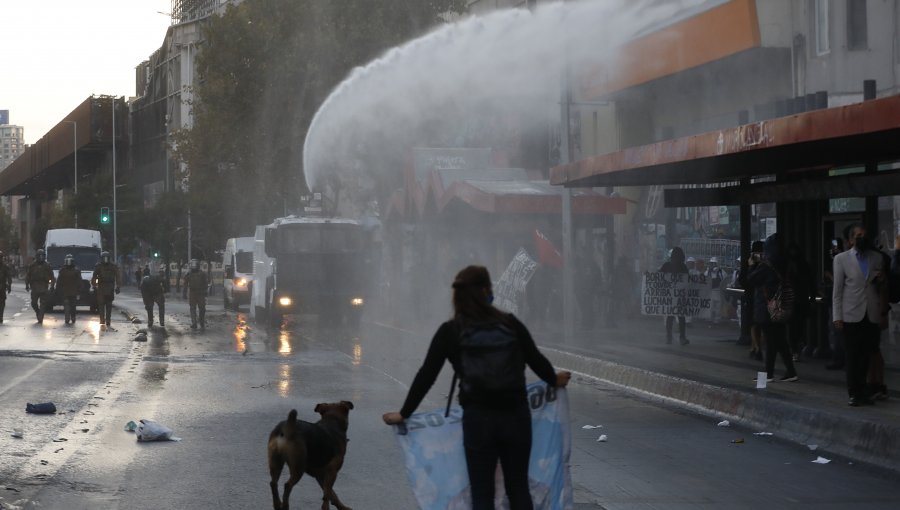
[0,123,25,176]
[129,0,240,208]
[0,120,25,225]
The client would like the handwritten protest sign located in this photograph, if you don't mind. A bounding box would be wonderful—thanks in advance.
[641,271,712,318]
[494,248,538,314]
[394,382,573,510]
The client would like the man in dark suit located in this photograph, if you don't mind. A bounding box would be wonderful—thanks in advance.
[833,224,889,406]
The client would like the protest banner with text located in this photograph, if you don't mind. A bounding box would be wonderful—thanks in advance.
[641,271,712,318]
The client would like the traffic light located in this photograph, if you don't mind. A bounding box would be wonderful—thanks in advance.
[100,207,110,225]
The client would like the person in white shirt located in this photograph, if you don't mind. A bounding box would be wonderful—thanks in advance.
[832,224,889,407]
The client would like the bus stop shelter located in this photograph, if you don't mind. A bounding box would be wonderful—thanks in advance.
[549,93,900,357]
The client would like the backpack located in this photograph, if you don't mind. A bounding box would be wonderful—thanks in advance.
[444,321,525,416]
[766,273,795,323]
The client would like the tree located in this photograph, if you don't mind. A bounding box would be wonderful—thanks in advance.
[173,0,465,248]
[0,208,18,255]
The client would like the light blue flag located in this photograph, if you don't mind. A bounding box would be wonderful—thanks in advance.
[394,382,573,509]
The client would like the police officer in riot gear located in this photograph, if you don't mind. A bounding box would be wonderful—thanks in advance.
[183,259,209,330]
[91,251,120,329]
[26,248,55,324]
[0,251,12,323]
[58,254,82,325]
[140,264,167,327]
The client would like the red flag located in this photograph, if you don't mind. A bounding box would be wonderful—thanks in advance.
[533,229,563,268]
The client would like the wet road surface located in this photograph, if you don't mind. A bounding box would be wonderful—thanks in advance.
[1,287,899,509]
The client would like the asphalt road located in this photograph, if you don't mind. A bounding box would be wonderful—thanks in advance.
[1,286,899,509]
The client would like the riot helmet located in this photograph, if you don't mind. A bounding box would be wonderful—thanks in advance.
[65,254,75,267]
[101,251,111,264]
[36,249,45,262]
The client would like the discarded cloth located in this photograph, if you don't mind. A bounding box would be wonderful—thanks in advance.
[26,402,57,414]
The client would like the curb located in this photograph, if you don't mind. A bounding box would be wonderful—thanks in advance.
[541,346,900,474]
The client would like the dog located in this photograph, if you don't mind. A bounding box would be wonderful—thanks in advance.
[268,401,354,510]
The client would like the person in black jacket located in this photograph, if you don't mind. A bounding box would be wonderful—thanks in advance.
[140,265,167,327]
[747,233,798,382]
[383,265,571,510]
[739,241,766,359]
[660,247,689,345]
[786,242,817,361]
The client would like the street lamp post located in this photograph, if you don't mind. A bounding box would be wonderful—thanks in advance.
[560,0,575,345]
[111,97,118,263]
[62,120,77,227]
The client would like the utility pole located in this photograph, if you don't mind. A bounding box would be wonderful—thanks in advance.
[560,0,575,344]
[62,120,78,227]
[112,96,118,264]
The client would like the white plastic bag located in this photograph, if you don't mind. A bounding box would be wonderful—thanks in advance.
[136,419,179,442]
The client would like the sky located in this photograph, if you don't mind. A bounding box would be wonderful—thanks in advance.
[1,0,173,144]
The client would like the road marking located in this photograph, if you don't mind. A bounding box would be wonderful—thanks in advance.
[0,358,52,399]
[10,343,147,486]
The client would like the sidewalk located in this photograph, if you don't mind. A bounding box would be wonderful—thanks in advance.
[530,315,900,474]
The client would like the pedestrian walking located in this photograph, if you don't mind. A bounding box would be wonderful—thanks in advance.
[25,248,55,324]
[92,251,120,330]
[660,247,689,345]
[382,265,571,510]
[57,254,82,325]
[140,265,167,327]
[747,233,798,382]
[740,241,765,360]
[183,259,208,330]
[832,224,889,406]
[0,252,12,323]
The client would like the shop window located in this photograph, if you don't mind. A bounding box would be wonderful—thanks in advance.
[828,166,865,212]
[847,0,867,50]
[815,0,831,55]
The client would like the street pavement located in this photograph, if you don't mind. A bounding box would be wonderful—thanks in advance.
[2,284,900,509]
[525,314,900,474]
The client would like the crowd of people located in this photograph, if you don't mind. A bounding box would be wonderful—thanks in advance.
[17,248,211,332]
[664,225,897,406]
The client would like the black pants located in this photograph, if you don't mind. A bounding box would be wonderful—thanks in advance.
[665,315,686,340]
[63,296,77,323]
[463,403,533,510]
[828,306,845,367]
[760,322,796,378]
[98,292,114,325]
[843,320,880,399]
[30,290,48,320]
[143,296,165,326]
[189,296,206,327]
[787,312,807,356]
[738,295,753,344]
[0,297,5,323]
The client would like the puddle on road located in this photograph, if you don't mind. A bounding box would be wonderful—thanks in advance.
[278,363,292,397]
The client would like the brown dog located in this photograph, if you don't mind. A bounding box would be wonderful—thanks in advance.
[268,401,354,510]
